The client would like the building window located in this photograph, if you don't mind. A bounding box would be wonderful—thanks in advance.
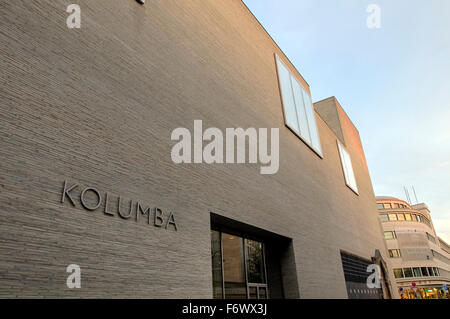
[211,230,268,299]
[384,231,396,239]
[275,56,322,156]
[383,203,392,209]
[379,214,389,222]
[377,203,384,210]
[246,240,266,284]
[388,214,398,221]
[421,267,428,277]
[434,268,440,276]
[397,213,405,221]
[388,249,401,258]
[393,203,399,208]
[337,142,358,194]
[404,213,412,221]
[393,269,404,278]
[413,267,422,277]
[210,230,224,299]
[403,268,413,278]
[426,232,436,244]
[412,214,418,222]
[428,267,435,276]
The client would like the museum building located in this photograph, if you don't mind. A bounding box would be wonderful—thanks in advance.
[0,0,396,298]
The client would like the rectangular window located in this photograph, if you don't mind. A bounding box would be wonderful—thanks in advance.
[246,240,266,284]
[275,56,322,156]
[377,203,384,210]
[426,233,436,244]
[379,214,389,222]
[403,268,413,278]
[337,142,358,194]
[413,267,422,277]
[412,214,418,222]
[383,203,392,209]
[393,203,399,208]
[384,231,396,239]
[222,233,247,299]
[388,249,401,258]
[388,214,398,221]
[405,213,412,221]
[421,267,428,276]
[393,269,404,278]
[397,213,405,221]
[434,268,440,276]
[210,230,223,299]
[428,267,434,276]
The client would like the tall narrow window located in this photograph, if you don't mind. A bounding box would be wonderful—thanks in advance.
[210,230,223,299]
[275,55,322,156]
[337,141,358,194]
[222,233,246,299]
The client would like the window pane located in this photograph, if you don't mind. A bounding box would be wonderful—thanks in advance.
[291,78,311,143]
[384,203,392,209]
[428,267,434,276]
[379,214,388,222]
[421,267,428,276]
[405,213,412,221]
[413,268,422,277]
[222,233,246,299]
[276,58,300,133]
[302,89,322,154]
[246,239,266,284]
[211,230,223,299]
[434,268,440,276]
[388,214,398,221]
[377,203,384,210]
[384,231,394,239]
[394,269,404,278]
[337,142,358,193]
[343,148,358,193]
[397,213,405,221]
[412,214,418,222]
[404,268,413,278]
[338,143,350,186]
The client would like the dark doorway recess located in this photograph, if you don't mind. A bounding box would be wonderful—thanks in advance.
[210,213,299,299]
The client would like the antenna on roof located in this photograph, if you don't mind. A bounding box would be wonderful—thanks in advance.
[412,186,419,204]
[404,186,411,205]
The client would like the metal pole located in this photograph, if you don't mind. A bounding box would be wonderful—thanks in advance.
[412,186,419,204]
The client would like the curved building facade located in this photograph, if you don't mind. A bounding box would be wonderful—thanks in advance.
[376,197,450,299]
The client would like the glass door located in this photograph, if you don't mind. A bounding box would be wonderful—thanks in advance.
[245,239,268,299]
[210,230,269,299]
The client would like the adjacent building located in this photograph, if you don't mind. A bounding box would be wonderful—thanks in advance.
[376,197,450,298]
[0,0,395,298]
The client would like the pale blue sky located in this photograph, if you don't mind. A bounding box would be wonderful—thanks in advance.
[243,0,450,242]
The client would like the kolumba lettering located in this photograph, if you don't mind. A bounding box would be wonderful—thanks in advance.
[60,180,178,231]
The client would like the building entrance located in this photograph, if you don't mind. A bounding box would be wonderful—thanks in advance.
[211,230,268,299]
